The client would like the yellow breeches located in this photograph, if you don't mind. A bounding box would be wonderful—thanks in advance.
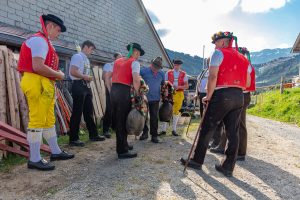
[173,91,184,115]
[20,72,56,129]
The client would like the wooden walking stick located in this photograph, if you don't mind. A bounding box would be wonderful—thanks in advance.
[183,101,209,174]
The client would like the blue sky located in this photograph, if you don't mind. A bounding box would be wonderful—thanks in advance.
[142,0,300,56]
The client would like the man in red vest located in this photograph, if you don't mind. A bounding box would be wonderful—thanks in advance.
[161,59,189,136]
[18,14,74,171]
[111,43,144,159]
[181,31,251,177]
[237,47,256,161]
[210,47,256,161]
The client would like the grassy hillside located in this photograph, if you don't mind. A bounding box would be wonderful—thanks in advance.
[248,88,300,126]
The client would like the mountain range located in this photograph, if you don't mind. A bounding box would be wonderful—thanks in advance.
[166,47,300,86]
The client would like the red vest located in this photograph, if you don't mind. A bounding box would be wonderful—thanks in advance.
[246,64,256,92]
[18,31,59,80]
[216,47,249,89]
[112,57,135,86]
[167,70,186,91]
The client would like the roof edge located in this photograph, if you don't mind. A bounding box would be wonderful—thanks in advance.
[137,0,173,69]
[292,33,300,53]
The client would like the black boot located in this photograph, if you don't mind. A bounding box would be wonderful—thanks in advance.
[139,132,149,140]
[27,159,55,171]
[69,140,85,147]
[215,164,233,177]
[50,151,75,161]
[151,136,160,143]
[118,151,138,159]
[103,131,111,139]
[180,157,202,170]
[158,131,166,136]
[90,135,106,142]
[172,131,179,136]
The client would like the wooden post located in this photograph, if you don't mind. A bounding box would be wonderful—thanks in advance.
[280,76,285,94]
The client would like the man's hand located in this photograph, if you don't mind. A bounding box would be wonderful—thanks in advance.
[202,96,210,105]
[56,70,65,80]
[83,75,93,82]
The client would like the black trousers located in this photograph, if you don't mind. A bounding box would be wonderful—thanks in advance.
[211,121,225,147]
[238,92,251,156]
[143,101,159,137]
[69,80,98,142]
[198,92,206,117]
[111,83,131,154]
[193,88,244,172]
[102,88,112,133]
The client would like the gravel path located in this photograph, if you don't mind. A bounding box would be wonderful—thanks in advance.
[1,115,300,200]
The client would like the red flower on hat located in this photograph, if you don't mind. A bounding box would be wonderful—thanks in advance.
[224,32,229,36]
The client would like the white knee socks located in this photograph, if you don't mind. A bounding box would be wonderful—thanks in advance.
[27,129,43,162]
[43,126,62,154]
[162,122,168,132]
[173,115,180,132]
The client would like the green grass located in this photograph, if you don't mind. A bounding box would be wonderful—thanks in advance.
[0,153,27,172]
[248,88,300,126]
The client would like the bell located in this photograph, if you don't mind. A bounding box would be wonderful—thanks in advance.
[159,101,173,122]
[126,108,146,136]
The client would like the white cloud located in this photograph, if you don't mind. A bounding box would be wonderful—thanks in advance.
[277,43,290,48]
[240,0,290,13]
[142,0,292,56]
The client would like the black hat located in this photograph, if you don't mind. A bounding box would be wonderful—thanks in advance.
[211,31,233,44]
[173,59,183,65]
[127,43,145,56]
[42,14,66,32]
[151,56,163,69]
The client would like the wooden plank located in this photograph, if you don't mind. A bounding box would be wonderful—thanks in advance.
[0,50,7,122]
[13,54,28,132]
[89,81,101,120]
[92,67,104,118]
[0,122,51,153]
[0,143,29,158]
[0,46,17,128]
[98,67,106,115]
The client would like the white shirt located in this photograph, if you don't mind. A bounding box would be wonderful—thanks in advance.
[69,52,91,80]
[103,62,113,72]
[26,36,49,59]
[165,70,188,87]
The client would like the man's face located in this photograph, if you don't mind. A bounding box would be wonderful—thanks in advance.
[115,54,122,60]
[214,39,223,49]
[86,46,95,55]
[174,64,181,71]
[48,22,61,40]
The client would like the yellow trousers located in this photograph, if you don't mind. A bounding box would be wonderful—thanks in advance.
[20,72,56,129]
[173,91,184,115]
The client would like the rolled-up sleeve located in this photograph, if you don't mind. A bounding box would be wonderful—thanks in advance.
[131,61,140,74]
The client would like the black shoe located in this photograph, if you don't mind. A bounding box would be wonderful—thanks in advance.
[50,151,75,161]
[128,145,133,150]
[158,131,166,136]
[90,135,106,142]
[172,131,179,136]
[208,142,219,149]
[27,159,55,171]
[210,147,225,154]
[118,151,138,159]
[139,133,148,140]
[69,140,85,147]
[215,164,233,177]
[237,155,246,161]
[180,157,202,170]
[151,136,160,143]
[103,131,111,139]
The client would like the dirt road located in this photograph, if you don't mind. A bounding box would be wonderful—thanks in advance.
[1,115,300,200]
